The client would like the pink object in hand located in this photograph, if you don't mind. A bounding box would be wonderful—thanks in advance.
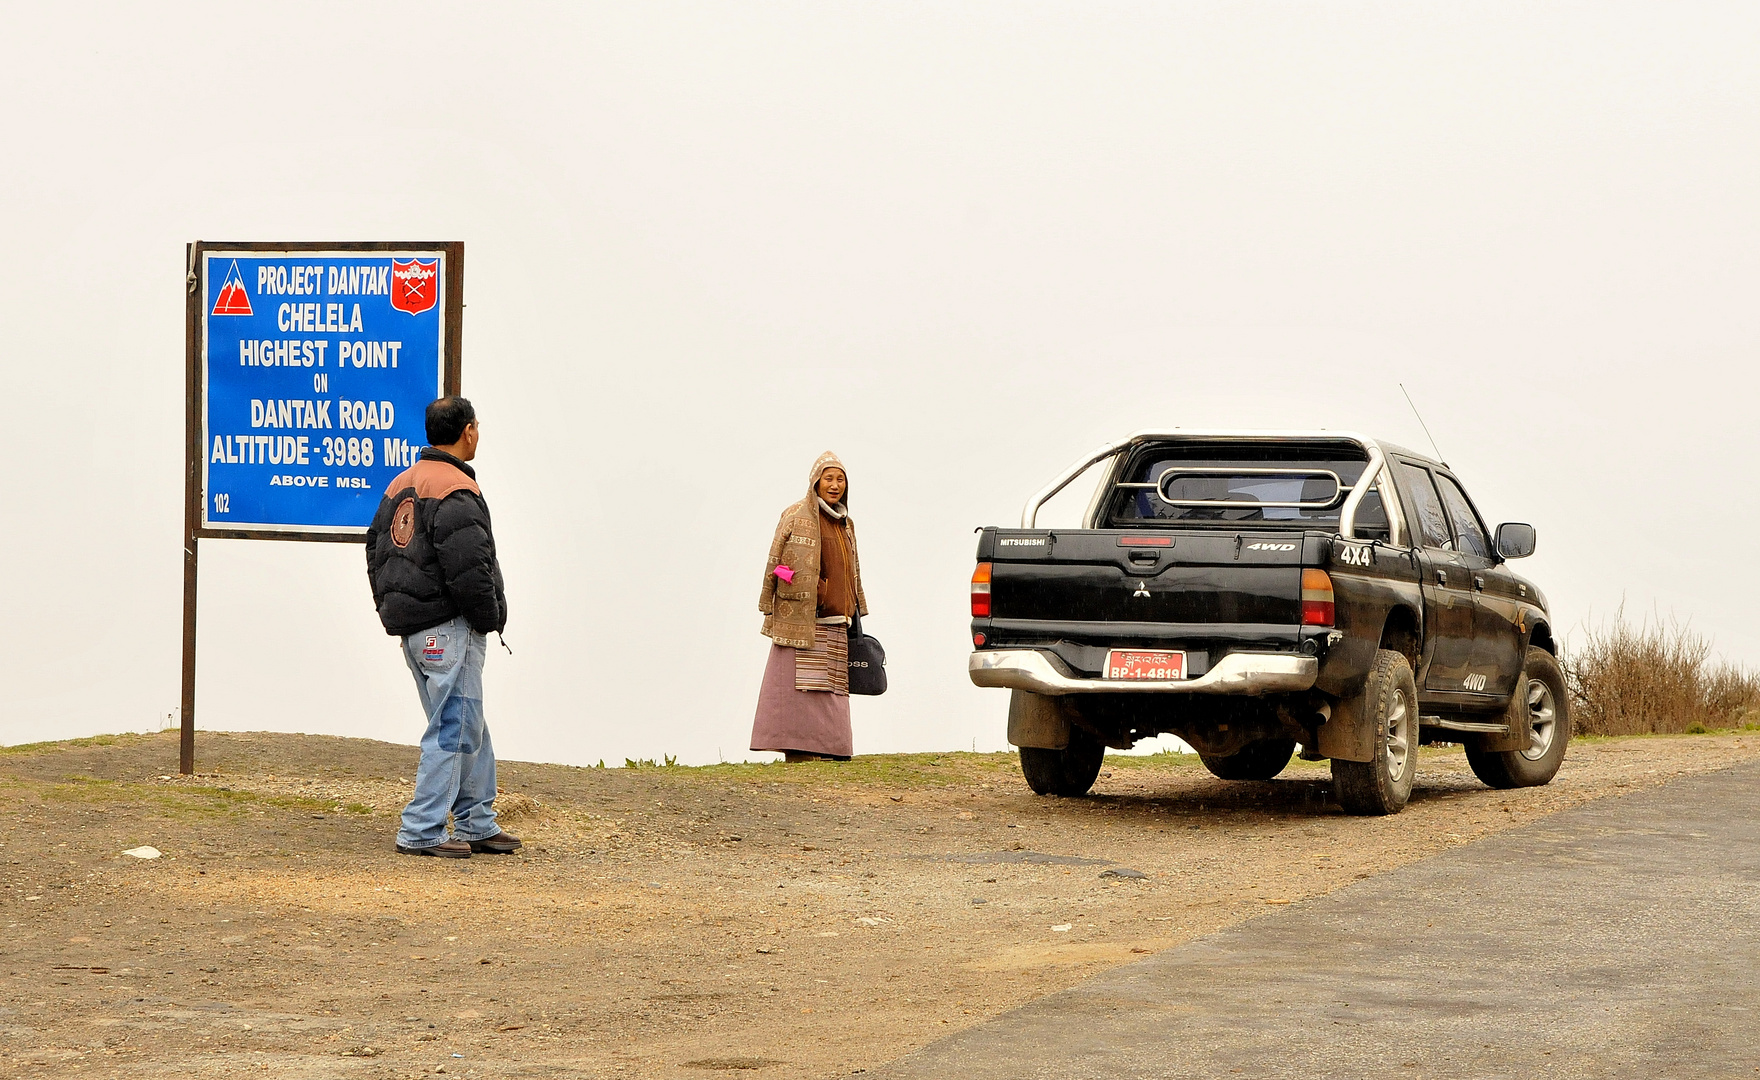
[773,565,796,584]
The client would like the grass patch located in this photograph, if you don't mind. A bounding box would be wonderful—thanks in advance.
[1103,750,1205,771]
[33,775,349,818]
[1575,727,1755,745]
[670,751,1026,789]
[0,733,142,755]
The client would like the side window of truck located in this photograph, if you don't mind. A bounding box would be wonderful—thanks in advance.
[1396,462,1452,550]
[1436,475,1492,560]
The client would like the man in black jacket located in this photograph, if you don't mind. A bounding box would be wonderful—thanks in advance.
[366,396,518,859]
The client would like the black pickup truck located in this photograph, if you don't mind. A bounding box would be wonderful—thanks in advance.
[968,430,1567,815]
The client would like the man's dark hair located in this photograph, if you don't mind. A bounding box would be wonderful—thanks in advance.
[426,396,476,446]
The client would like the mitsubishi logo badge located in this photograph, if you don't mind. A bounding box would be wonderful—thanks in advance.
[1132,581,1150,598]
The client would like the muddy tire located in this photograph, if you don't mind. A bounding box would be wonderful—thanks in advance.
[1019,729,1105,797]
[1331,650,1419,815]
[1466,647,1570,789]
[1199,739,1297,781]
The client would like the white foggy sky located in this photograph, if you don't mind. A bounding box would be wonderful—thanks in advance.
[4,3,1757,766]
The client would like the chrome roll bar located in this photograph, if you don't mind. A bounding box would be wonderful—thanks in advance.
[1338,444,1386,540]
[1020,438,1132,528]
[1020,430,1394,539]
[1129,467,1345,510]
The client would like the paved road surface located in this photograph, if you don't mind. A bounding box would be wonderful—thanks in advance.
[875,762,1760,1079]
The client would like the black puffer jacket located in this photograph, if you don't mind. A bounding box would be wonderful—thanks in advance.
[365,448,507,637]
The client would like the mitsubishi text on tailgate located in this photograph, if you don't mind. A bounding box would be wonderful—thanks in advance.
[968,431,1564,815]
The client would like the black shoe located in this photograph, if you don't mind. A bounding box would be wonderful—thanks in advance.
[396,839,472,858]
[467,832,522,854]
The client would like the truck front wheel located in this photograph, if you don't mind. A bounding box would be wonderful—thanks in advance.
[1199,739,1296,781]
[1019,729,1105,797]
[1466,647,1570,789]
[1331,649,1419,815]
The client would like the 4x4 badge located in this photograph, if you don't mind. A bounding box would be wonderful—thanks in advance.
[1133,581,1150,598]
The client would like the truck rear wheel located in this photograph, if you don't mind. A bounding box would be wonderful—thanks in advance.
[1331,649,1419,815]
[1466,647,1570,789]
[1019,729,1105,797]
[1199,739,1296,781]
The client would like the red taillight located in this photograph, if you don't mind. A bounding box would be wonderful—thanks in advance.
[1301,568,1335,627]
[973,632,987,647]
[971,562,993,617]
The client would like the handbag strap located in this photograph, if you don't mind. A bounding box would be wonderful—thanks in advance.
[835,513,863,638]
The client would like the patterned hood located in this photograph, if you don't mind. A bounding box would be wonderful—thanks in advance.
[807,450,850,508]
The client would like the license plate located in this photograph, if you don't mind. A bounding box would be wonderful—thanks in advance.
[1104,649,1187,681]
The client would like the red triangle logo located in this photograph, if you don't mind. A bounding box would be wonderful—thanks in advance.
[211,260,253,316]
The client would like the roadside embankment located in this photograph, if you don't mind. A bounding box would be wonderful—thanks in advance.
[4,729,1755,1077]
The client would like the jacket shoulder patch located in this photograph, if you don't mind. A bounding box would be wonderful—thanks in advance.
[405,459,482,500]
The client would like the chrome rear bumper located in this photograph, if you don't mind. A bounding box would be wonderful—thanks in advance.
[968,648,1318,696]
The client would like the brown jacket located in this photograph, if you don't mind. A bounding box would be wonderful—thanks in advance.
[759,452,869,648]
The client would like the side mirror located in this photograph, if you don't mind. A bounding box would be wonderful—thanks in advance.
[1495,522,1537,559]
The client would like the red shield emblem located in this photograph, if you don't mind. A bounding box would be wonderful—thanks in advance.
[390,258,439,315]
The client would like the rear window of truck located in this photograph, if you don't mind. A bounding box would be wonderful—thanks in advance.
[1107,448,1389,535]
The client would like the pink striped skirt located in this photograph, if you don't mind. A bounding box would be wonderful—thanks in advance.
[750,637,853,759]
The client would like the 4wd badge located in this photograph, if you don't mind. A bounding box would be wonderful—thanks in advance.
[1337,544,1374,567]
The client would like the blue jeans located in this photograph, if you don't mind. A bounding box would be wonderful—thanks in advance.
[397,616,498,849]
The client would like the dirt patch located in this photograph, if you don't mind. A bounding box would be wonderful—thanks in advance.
[4,729,1755,1077]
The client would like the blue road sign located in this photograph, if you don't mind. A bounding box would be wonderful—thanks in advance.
[200,250,450,536]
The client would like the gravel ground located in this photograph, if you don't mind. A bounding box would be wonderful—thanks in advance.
[3,729,1755,1078]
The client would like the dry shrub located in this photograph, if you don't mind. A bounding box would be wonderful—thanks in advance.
[1564,607,1760,735]
[492,790,542,821]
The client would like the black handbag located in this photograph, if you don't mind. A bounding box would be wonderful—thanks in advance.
[846,608,887,696]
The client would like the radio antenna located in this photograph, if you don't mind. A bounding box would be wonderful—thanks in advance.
[1399,383,1445,463]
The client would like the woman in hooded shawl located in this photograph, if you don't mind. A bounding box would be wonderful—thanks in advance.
[751,451,869,762]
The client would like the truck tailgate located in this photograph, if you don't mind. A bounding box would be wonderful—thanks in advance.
[980,529,1320,657]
